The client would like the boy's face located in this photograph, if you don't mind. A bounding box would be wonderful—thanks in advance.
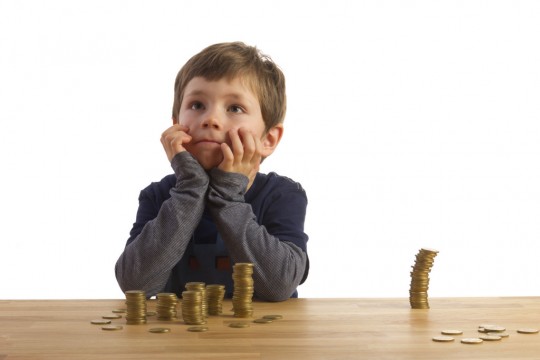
[177,76,274,170]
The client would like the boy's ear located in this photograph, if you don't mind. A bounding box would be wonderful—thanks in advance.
[260,124,284,157]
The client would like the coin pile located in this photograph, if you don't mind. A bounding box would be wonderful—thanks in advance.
[181,290,205,325]
[156,293,178,321]
[409,248,438,309]
[185,282,207,317]
[232,263,254,318]
[206,284,226,315]
[124,290,147,324]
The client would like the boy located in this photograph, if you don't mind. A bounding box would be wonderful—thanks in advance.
[115,42,309,302]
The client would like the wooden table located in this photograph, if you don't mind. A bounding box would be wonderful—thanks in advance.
[1,297,540,359]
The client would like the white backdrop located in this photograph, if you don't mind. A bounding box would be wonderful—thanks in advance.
[1,0,539,299]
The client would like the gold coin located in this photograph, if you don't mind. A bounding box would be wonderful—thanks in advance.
[102,314,122,319]
[146,311,157,316]
[483,325,505,332]
[229,322,250,328]
[90,319,111,325]
[441,330,462,335]
[517,328,539,334]
[479,335,502,341]
[149,327,170,333]
[187,326,208,332]
[487,332,509,338]
[263,315,283,320]
[253,318,273,324]
[112,309,126,313]
[101,325,123,331]
[432,336,454,342]
[461,338,483,344]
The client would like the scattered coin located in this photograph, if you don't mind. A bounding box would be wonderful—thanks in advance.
[487,332,509,338]
[479,335,502,341]
[461,338,483,344]
[441,330,462,335]
[112,309,126,314]
[483,325,505,332]
[432,336,455,342]
[102,314,122,319]
[187,326,208,332]
[229,322,250,328]
[90,319,111,325]
[517,328,539,334]
[253,318,273,324]
[101,325,123,331]
[263,315,283,320]
[149,327,171,333]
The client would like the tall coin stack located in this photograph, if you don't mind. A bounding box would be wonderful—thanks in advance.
[409,248,439,309]
[232,263,254,318]
[181,290,205,325]
[156,292,178,320]
[124,290,147,324]
[185,282,207,317]
[206,284,226,315]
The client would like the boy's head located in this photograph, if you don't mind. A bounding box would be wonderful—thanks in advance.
[172,42,286,133]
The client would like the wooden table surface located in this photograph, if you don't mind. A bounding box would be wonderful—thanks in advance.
[1,297,540,359]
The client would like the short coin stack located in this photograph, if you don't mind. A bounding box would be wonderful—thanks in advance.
[206,284,226,315]
[181,290,205,325]
[232,263,254,318]
[409,248,438,309]
[124,290,147,324]
[156,293,178,321]
[185,282,207,317]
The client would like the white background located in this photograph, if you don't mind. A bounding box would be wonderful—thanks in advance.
[1,0,539,300]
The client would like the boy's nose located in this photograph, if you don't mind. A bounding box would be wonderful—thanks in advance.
[201,109,222,129]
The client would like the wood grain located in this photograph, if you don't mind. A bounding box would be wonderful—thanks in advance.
[1,297,540,359]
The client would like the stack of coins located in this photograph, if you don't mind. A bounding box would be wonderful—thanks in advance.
[409,248,438,309]
[124,290,147,325]
[185,282,207,317]
[156,293,178,320]
[206,284,226,315]
[181,290,205,325]
[232,263,254,318]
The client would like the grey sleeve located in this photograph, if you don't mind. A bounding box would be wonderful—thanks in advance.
[115,152,208,296]
[206,168,308,302]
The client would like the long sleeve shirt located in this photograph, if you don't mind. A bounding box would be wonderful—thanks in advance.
[115,152,309,301]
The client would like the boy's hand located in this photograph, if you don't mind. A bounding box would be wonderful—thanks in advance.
[218,127,262,185]
[160,124,192,162]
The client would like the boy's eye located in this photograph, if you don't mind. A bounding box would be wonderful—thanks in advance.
[190,101,204,110]
[228,105,244,113]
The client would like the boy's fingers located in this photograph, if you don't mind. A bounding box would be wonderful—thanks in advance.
[229,129,244,159]
[239,128,256,161]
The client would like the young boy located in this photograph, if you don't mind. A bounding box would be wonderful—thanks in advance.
[115,42,309,302]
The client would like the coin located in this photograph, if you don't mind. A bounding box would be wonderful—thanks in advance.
[101,325,123,331]
[90,319,111,325]
[253,318,273,324]
[112,309,126,314]
[102,314,122,319]
[187,326,208,332]
[432,336,454,342]
[483,325,505,332]
[487,332,509,338]
[146,311,157,316]
[229,322,250,328]
[461,338,483,344]
[479,335,501,341]
[263,315,283,320]
[517,328,539,334]
[149,327,170,333]
[441,330,462,335]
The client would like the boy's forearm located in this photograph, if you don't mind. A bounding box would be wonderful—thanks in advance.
[115,152,208,296]
[207,168,308,301]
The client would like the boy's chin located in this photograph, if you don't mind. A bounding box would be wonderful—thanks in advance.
[194,155,223,171]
